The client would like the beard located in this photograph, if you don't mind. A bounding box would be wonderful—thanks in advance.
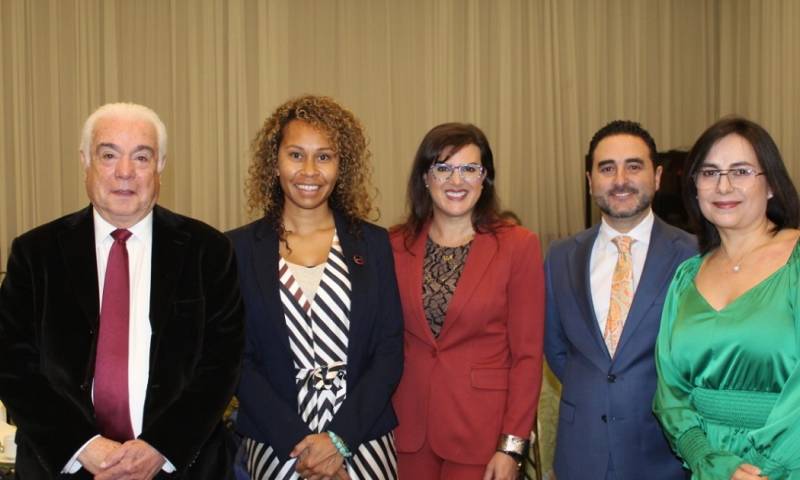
[594,186,653,219]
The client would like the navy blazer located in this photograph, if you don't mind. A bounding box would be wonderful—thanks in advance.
[228,212,403,460]
[544,216,696,480]
[0,205,244,479]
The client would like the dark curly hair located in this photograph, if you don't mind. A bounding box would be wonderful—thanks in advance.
[246,95,377,240]
[585,120,658,172]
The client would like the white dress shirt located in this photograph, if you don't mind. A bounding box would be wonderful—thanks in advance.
[64,210,173,473]
[589,210,654,334]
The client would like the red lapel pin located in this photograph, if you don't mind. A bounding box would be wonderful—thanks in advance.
[353,255,365,265]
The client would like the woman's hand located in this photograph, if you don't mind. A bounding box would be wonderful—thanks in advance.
[333,465,352,480]
[731,463,768,480]
[482,452,520,480]
[290,433,346,479]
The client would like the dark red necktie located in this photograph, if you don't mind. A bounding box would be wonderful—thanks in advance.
[94,228,135,441]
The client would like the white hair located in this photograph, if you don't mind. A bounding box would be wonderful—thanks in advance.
[80,102,168,171]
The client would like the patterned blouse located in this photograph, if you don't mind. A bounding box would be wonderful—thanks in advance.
[422,237,472,337]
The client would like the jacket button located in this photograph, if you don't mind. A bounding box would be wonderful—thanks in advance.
[601,414,607,423]
[607,374,616,383]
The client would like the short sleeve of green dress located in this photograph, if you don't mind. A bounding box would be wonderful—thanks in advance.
[654,242,800,480]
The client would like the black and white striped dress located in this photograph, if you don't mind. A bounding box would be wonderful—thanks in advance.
[243,233,398,480]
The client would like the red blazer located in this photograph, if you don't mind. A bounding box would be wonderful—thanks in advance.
[390,222,545,465]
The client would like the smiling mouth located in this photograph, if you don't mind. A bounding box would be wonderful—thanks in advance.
[295,184,321,192]
[112,189,136,196]
[712,201,740,209]
[445,190,468,200]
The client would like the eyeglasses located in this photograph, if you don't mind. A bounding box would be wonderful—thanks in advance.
[428,163,486,184]
[694,167,765,190]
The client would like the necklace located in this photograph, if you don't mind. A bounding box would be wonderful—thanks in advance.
[720,237,772,273]
[424,240,471,288]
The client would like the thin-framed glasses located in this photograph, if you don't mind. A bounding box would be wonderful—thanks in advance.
[694,167,765,190]
[428,162,486,184]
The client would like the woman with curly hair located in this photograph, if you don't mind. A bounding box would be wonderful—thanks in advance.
[229,95,403,480]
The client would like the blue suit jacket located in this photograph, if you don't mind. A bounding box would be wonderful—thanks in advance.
[227,212,403,460]
[544,216,696,480]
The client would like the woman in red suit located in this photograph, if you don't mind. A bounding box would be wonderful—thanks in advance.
[390,123,545,480]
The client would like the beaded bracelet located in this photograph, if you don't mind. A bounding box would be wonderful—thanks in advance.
[327,431,353,458]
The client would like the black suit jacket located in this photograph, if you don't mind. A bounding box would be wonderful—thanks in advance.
[544,216,697,480]
[228,212,403,460]
[0,205,244,479]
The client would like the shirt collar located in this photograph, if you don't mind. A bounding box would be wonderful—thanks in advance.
[93,209,154,245]
[597,209,654,249]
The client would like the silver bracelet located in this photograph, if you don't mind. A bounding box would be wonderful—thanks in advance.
[496,433,527,456]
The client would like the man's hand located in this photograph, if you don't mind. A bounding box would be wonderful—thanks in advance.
[290,433,345,480]
[77,437,122,474]
[93,439,166,480]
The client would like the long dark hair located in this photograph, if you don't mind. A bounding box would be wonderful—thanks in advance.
[394,123,502,248]
[683,117,800,253]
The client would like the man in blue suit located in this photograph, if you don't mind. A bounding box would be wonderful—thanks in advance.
[544,120,696,480]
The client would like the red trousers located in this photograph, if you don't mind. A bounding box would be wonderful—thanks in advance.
[398,438,487,480]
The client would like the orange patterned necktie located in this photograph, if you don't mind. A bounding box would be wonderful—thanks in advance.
[604,235,634,357]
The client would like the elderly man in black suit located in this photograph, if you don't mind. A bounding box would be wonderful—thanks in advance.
[0,103,244,479]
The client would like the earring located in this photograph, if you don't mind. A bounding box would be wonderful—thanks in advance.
[768,193,774,199]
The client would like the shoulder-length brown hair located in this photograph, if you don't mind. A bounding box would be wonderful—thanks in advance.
[393,122,503,248]
[683,116,799,254]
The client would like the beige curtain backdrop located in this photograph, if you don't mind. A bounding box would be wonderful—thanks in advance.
[1,0,798,476]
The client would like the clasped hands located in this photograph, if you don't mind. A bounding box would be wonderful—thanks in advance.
[290,433,351,480]
[78,436,166,480]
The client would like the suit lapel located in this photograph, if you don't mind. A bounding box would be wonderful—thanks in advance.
[334,213,368,356]
[615,217,679,355]
[567,225,610,360]
[439,229,497,338]
[58,206,100,327]
[252,219,292,355]
[396,224,434,347]
[149,206,190,336]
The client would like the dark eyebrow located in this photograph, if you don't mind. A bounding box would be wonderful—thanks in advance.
[597,160,616,168]
[700,160,757,169]
[284,144,335,152]
[624,158,645,165]
[729,161,758,168]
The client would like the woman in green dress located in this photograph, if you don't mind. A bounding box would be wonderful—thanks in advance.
[654,117,800,480]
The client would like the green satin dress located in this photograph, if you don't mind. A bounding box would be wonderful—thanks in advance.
[654,244,800,480]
